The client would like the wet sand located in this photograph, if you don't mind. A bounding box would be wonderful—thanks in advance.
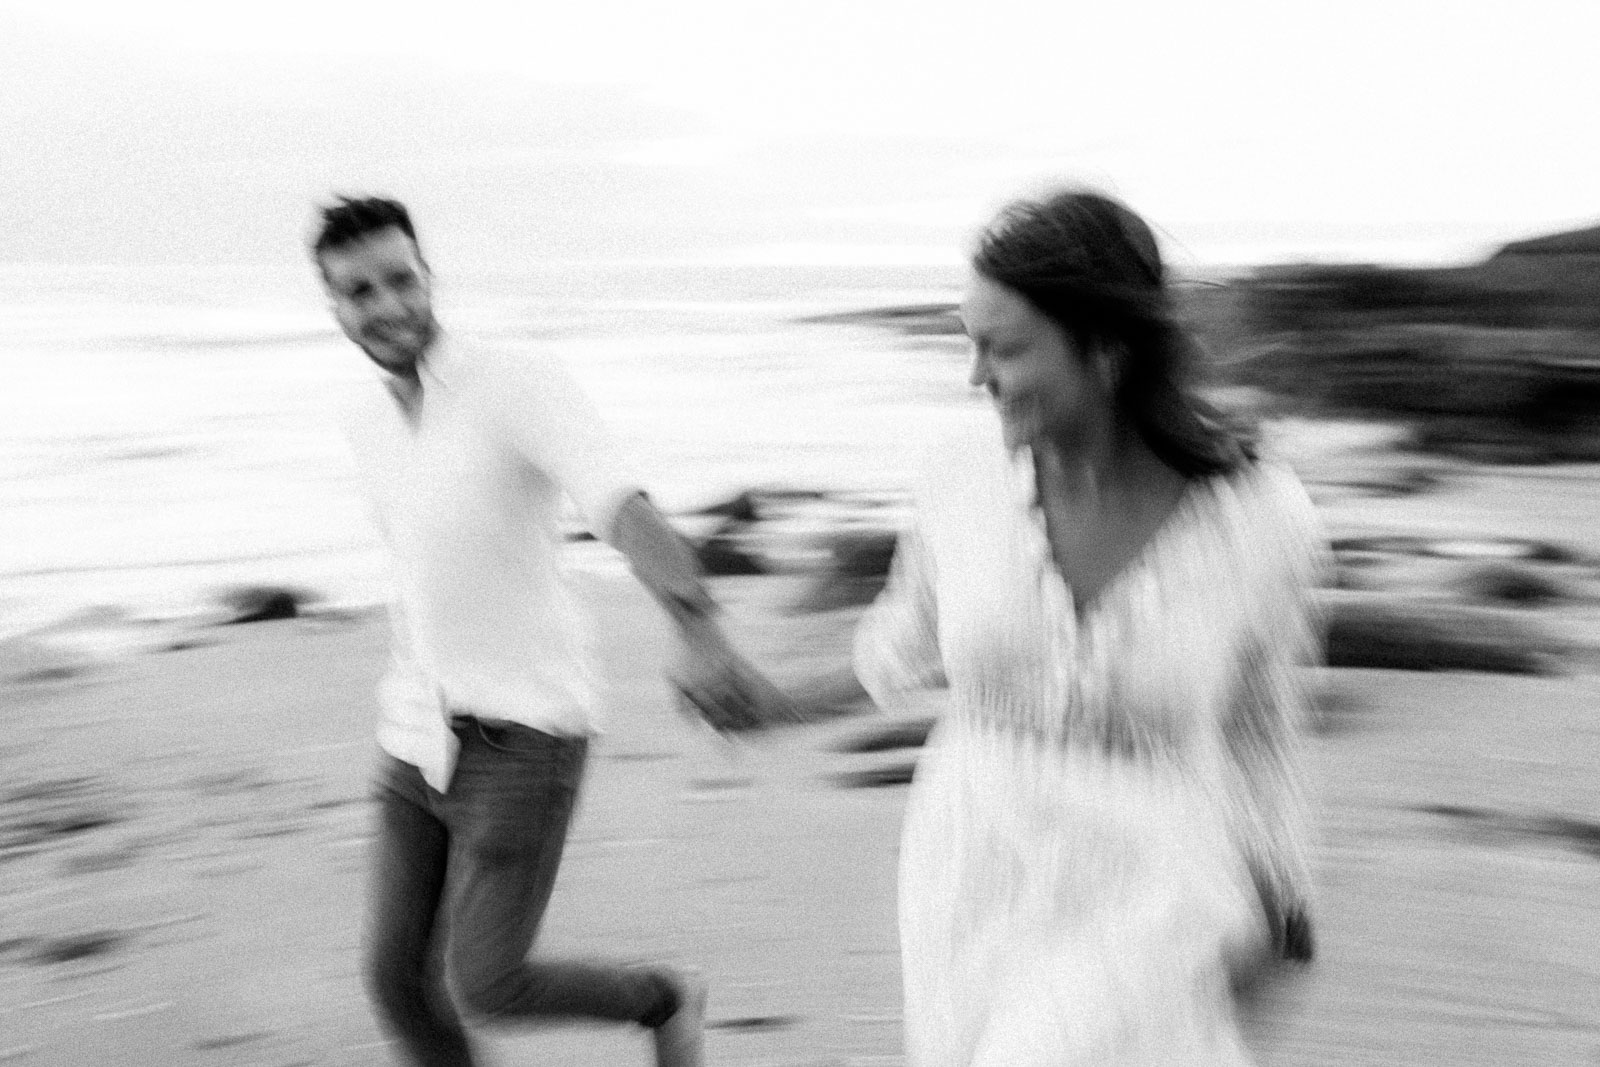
[4,451,1600,1065]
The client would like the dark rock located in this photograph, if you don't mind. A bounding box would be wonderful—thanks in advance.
[833,761,918,788]
[1427,539,1581,564]
[62,846,141,875]
[1494,223,1600,259]
[1415,805,1600,861]
[10,665,81,684]
[1,777,121,854]
[831,529,898,578]
[688,487,833,523]
[1328,468,1442,499]
[693,490,762,524]
[1308,685,1369,736]
[0,937,40,959]
[1455,562,1567,607]
[1532,815,1600,860]
[1331,557,1382,592]
[193,1034,273,1051]
[0,636,90,684]
[217,585,315,624]
[694,532,768,576]
[706,1016,800,1032]
[1230,249,1600,463]
[790,575,886,614]
[832,717,935,754]
[5,777,98,804]
[1330,535,1579,563]
[1415,804,1497,822]
[1331,536,1425,556]
[789,528,899,613]
[1408,412,1600,466]
[1323,595,1565,674]
[29,932,126,964]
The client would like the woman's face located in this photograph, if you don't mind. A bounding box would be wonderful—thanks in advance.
[961,273,1111,454]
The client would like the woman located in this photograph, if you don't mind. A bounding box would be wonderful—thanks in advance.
[853,189,1328,1065]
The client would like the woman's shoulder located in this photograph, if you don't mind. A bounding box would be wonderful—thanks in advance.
[1258,455,1318,506]
[1218,454,1317,526]
[1216,456,1330,584]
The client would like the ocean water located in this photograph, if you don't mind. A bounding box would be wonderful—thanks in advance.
[0,262,980,630]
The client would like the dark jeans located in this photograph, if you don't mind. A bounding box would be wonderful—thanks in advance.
[364,718,674,1067]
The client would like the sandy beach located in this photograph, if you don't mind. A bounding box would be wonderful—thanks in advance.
[4,443,1600,1067]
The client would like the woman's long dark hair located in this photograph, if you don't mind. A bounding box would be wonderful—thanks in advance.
[972,189,1254,478]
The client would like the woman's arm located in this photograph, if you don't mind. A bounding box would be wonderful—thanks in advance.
[1221,466,1332,962]
[852,517,946,710]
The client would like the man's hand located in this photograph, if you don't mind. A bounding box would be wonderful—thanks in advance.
[670,614,802,734]
[606,493,822,733]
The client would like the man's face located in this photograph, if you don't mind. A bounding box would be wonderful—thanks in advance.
[318,227,438,377]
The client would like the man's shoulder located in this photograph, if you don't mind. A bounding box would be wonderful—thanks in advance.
[334,375,391,438]
[438,334,563,382]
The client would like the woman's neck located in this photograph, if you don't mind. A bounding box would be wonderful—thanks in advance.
[1034,420,1188,518]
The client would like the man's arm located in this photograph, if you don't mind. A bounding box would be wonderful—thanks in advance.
[612,491,863,729]
[486,348,778,728]
[609,492,778,730]
[607,491,716,623]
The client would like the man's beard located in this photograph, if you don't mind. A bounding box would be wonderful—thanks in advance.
[359,317,436,375]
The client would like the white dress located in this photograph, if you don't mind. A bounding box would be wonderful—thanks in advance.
[854,421,1328,1067]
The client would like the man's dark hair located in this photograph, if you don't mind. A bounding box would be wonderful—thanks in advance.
[311,196,426,268]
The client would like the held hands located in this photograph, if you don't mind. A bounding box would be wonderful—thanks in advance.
[609,493,787,732]
[669,610,804,735]
[610,494,861,734]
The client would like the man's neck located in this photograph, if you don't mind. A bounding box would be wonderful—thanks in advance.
[381,330,441,409]
[384,367,424,418]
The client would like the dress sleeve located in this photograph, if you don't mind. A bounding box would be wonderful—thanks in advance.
[1219,466,1332,924]
[852,505,947,707]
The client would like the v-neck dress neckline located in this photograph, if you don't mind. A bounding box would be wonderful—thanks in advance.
[1006,445,1216,632]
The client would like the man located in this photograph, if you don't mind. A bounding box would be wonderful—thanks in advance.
[313,196,754,1067]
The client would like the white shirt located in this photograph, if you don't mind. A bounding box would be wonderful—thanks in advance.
[342,334,642,791]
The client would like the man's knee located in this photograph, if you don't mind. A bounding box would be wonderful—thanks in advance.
[364,927,432,1011]
[450,955,532,1021]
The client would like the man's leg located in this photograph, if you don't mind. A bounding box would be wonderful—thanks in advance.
[364,755,476,1067]
[440,720,683,1028]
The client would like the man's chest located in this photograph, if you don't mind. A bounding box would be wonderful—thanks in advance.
[349,395,536,530]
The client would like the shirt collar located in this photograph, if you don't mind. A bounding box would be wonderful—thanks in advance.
[418,330,456,391]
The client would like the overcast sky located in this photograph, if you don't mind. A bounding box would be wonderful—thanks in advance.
[5,0,1600,271]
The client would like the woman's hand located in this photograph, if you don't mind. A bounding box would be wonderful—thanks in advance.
[1253,861,1315,964]
[1279,906,1315,963]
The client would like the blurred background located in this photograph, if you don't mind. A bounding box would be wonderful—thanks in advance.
[3,2,1599,1065]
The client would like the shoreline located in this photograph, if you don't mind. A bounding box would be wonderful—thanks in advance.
[9,413,1600,677]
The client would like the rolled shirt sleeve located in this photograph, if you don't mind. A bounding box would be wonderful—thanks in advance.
[487,348,644,542]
